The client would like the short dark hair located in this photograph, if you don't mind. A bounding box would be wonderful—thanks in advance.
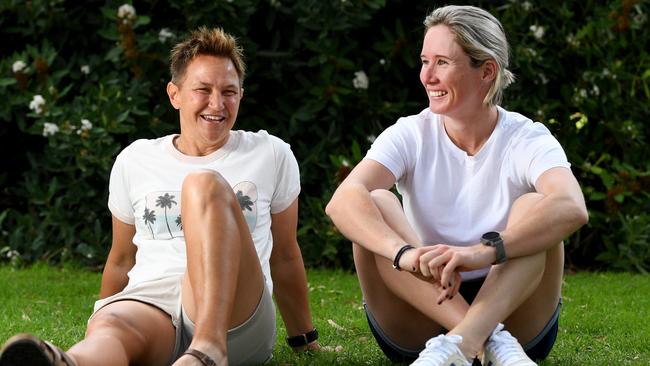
[169,26,246,86]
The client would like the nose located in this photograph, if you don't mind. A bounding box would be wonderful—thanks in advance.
[208,91,224,110]
[422,64,438,84]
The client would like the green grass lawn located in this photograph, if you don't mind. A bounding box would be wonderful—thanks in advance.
[1,265,649,365]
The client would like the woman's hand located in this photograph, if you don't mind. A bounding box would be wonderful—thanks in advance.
[416,244,495,303]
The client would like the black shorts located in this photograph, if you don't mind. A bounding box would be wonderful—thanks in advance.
[365,277,561,364]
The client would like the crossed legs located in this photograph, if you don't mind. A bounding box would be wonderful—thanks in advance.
[355,189,563,359]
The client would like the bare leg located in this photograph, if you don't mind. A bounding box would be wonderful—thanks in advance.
[175,170,265,365]
[355,189,468,349]
[67,300,176,366]
[450,193,564,357]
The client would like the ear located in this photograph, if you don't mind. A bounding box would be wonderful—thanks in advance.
[240,87,245,99]
[481,59,498,82]
[167,81,181,110]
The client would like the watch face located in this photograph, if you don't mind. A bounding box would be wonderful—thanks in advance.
[482,231,500,240]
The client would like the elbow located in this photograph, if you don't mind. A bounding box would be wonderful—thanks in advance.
[324,195,337,220]
[325,187,347,220]
[572,201,589,229]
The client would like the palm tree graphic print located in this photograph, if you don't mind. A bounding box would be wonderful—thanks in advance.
[156,193,178,238]
[140,183,257,239]
[141,191,182,240]
[142,207,156,239]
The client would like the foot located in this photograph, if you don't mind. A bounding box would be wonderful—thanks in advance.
[0,333,76,366]
[483,324,536,366]
[410,334,472,366]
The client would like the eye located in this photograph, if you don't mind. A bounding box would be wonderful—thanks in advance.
[436,59,448,65]
[420,59,430,66]
[223,90,237,96]
[195,88,210,94]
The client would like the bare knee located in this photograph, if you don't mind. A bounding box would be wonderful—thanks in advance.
[88,311,144,341]
[182,170,236,207]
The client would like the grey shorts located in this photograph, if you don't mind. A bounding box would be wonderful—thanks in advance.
[91,275,276,365]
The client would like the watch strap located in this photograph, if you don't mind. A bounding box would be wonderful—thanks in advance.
[481,232,507,264]
[492,236,506,264]
[286,328,318,348]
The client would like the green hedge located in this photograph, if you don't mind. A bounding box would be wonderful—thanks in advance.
[1,0,648,271]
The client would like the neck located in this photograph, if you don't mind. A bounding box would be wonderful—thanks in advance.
[442,105,498,156]
[173,134,227,156]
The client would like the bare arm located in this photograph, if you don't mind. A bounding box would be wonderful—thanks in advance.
[269,198,317,350]
[325,159,409,260]
[425,167,589,296]
[99,215,137,299]
[500,166,589,258]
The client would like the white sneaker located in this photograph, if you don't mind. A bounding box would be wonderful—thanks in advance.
[410,334,471,366]
[483,324,537,366]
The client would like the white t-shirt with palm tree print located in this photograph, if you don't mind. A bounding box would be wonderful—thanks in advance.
[366,106,570,280]
[108,130,300,293]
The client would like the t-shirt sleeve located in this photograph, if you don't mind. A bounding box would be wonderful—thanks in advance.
[270,136,301,214]
[108,151,135,225]
[364,118,416,181]
[515,122,571,187]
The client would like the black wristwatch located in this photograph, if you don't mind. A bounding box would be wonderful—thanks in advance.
[286,328,318,348]
[481,231,507,264]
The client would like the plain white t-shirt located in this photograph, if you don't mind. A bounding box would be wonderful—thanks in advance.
[366,106,570,279]
[108,130,300,293]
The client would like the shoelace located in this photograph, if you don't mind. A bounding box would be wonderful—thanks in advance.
[487,325,530,363]
[412,334,466,365]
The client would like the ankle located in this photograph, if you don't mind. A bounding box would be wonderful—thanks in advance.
[446,331,480,361]
[187,341,226,364]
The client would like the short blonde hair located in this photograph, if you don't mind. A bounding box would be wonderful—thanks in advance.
[169,26,246,86]
[424,5,515,105]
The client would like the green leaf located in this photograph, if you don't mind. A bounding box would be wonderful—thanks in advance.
[0,78,17,87]
[589,192,607,201]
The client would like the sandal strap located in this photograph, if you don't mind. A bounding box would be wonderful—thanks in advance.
[184,348,217,366]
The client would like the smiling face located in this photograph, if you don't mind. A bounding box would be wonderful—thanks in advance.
[167,54,242,155]
[419,25,494,119]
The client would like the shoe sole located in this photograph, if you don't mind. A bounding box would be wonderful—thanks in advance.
[0,337,53,366]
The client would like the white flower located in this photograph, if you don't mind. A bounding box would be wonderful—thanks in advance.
[367,135,376,143]
[579,89,587,98]
[352,70,369,90]
[525,47,537,58]
[521,1,532,11]
[117,4,136,19]
[269,0,280,8]
[379,59,386,65]
[539,73,548,85]
[529,25,545,40]
[341,159,350,167]
[158,28,174,43]
[566,33,579,47]
[12,60,27,73]
[42,122,60,137]
[80,65,90,75]
[77,118,93,134]
[591,85,600,96]
[29,95,46,114]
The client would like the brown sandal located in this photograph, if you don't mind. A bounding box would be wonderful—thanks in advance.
[183,348,217,366]
[0,333,76,366]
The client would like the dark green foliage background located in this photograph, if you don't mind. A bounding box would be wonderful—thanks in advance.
[1,0,648,271]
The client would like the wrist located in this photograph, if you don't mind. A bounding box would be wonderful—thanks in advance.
[480,231,507,264]
[286,328,318,348]
[392,244,415,271]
